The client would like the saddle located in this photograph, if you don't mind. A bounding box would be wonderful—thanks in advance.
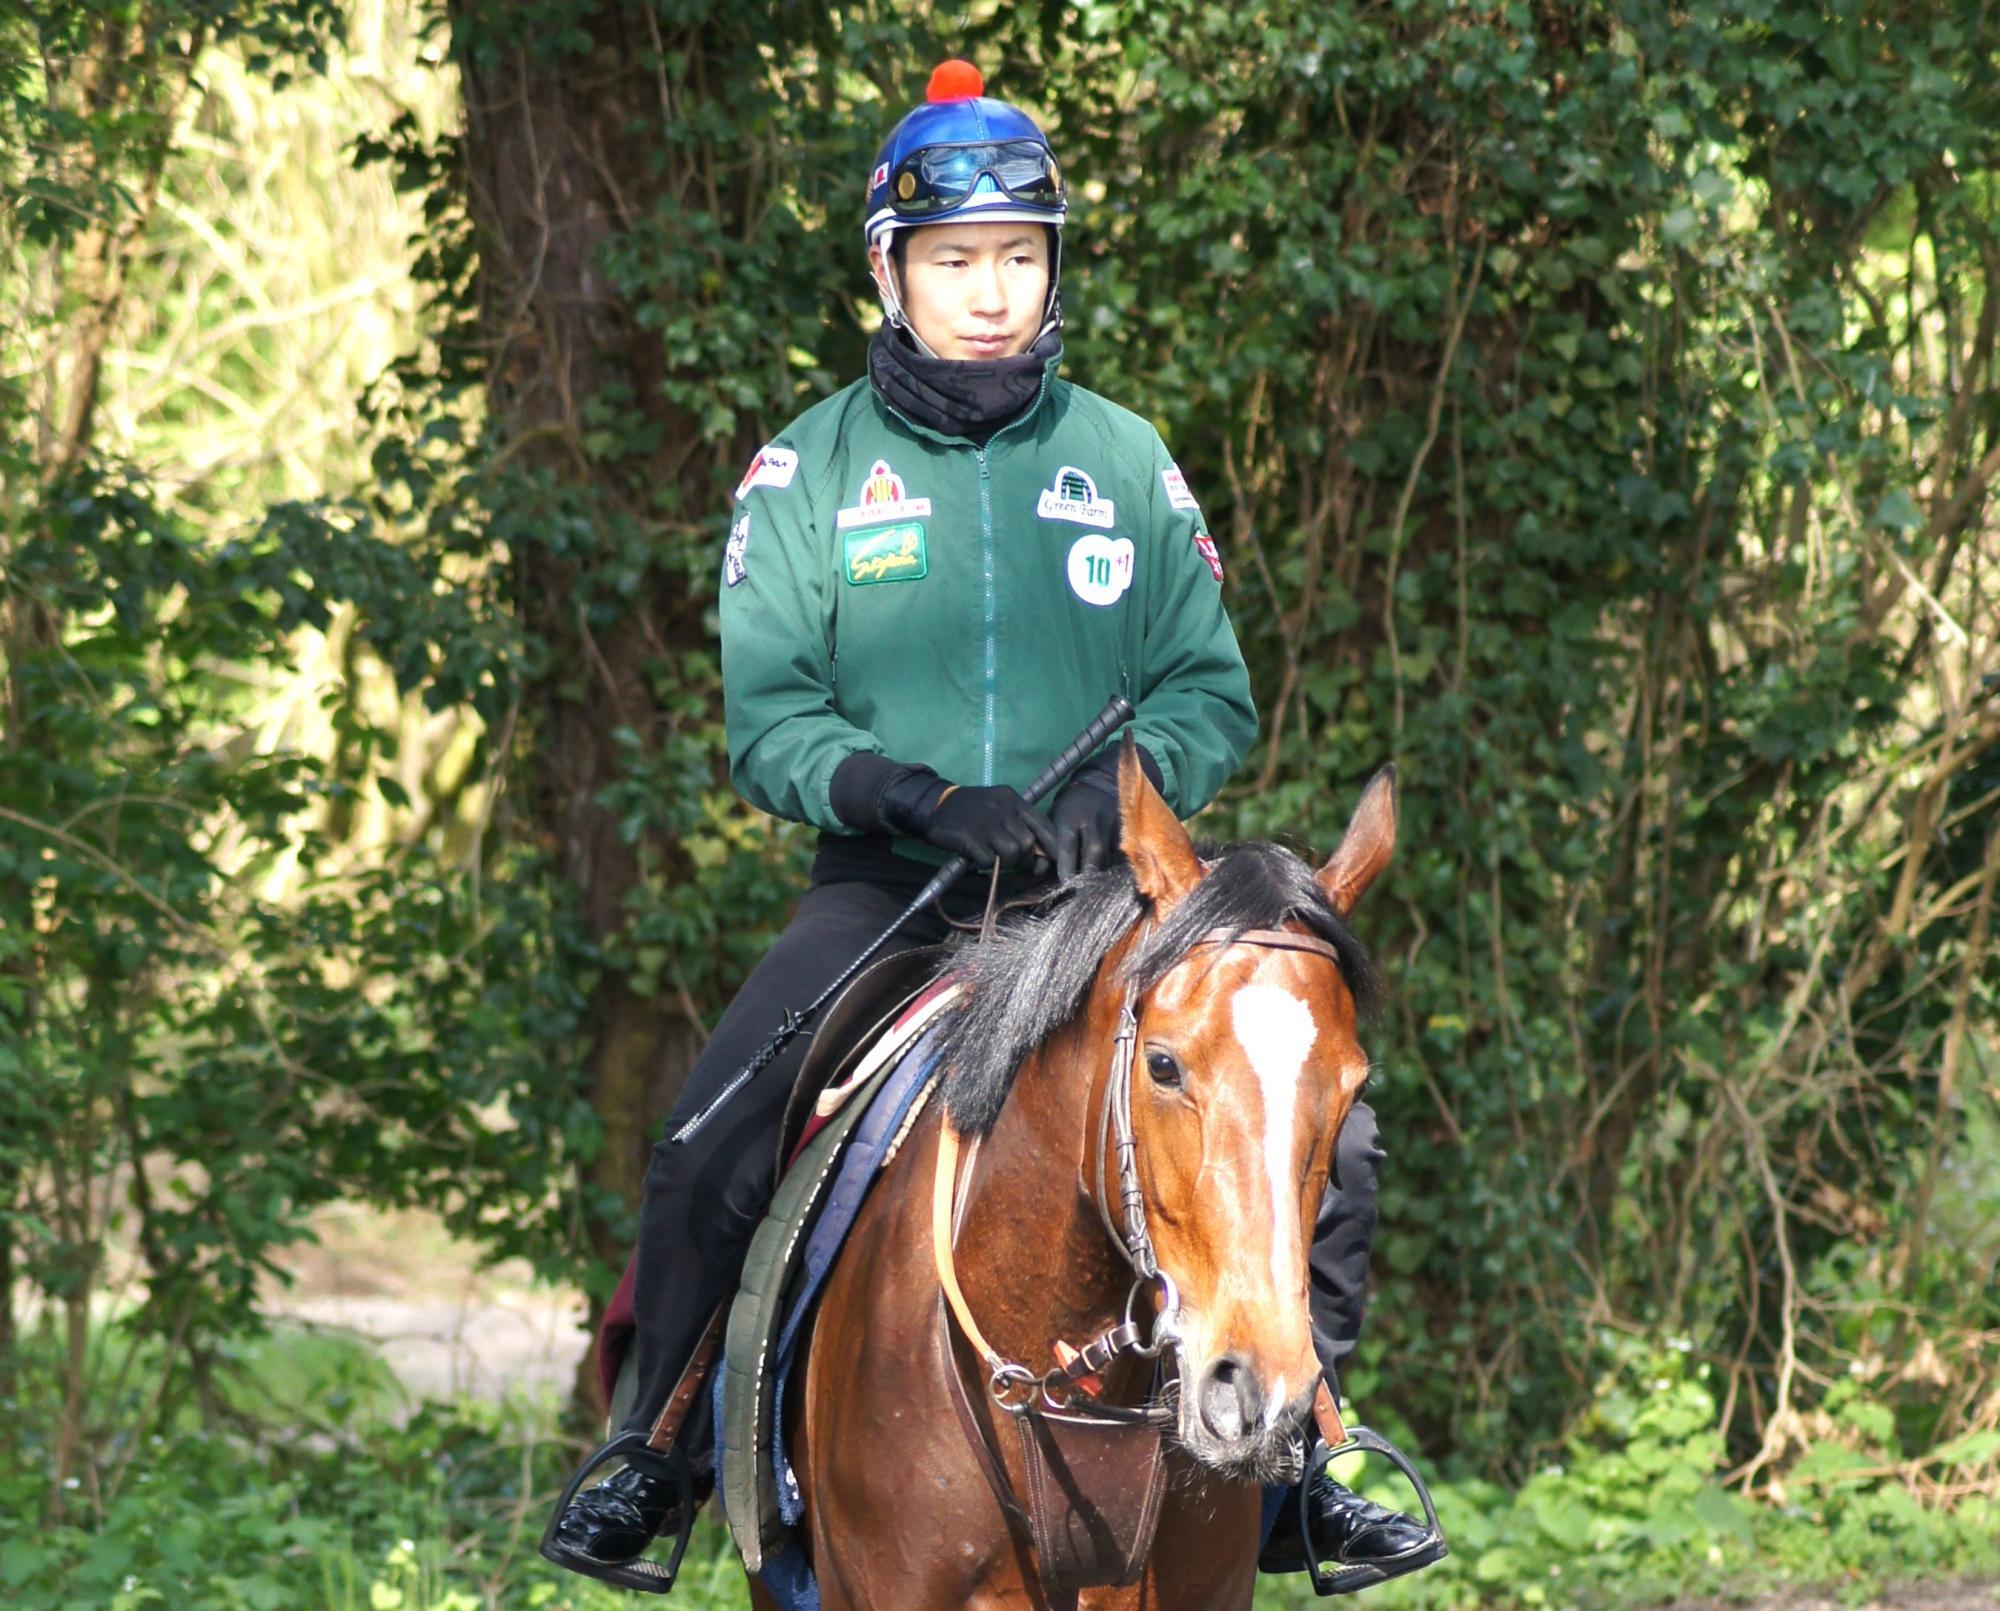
[550,946,953,1598]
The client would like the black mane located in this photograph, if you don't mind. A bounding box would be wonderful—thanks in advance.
[937,841,1379,1135]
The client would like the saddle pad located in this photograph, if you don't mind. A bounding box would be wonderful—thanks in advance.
[719,1018,946,1572]
[766,1064,941,1522]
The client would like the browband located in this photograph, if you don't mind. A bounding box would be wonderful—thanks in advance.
[1189,926,1343,963]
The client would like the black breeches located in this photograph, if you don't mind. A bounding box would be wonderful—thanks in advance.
[619,876,958,1453]
[1309,1098,1384,1387]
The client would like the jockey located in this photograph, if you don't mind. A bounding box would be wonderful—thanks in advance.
[542,59,1439,1596]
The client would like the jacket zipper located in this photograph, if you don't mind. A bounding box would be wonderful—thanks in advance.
[874,369,1054,790]
[977,446,996,782]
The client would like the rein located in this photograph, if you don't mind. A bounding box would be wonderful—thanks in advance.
[933,923,1350,1428]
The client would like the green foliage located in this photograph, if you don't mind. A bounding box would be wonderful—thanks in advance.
[0,1322,746,1610]
[2,1313,761,1610]
[1001,0,2000,1474]
[1259,1342,2000,1609]
[0,456,599,1368]
[0,1,601,1495]
[4,1321,1994,1611]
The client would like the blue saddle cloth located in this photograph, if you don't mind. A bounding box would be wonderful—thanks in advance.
[713,1023,945,1611]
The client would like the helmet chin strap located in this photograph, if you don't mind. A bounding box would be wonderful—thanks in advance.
[873,227,1064,358]
[875,253,944,360]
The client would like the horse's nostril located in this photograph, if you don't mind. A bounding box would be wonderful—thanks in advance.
[1197,1354,1265,1440]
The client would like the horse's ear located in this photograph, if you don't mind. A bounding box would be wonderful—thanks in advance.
[1317,765,1397,917]
[1119,735,1201,913]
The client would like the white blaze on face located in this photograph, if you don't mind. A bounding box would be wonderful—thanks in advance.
[1230,985,1319,1306]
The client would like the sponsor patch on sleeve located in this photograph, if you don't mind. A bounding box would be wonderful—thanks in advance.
[735,443,799,501]
[1193,532,1224,583]
[1162,463,1201,513]
[724,511,751,587]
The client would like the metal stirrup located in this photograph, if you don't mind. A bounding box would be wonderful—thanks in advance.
[537,1431,697,1597]
[1298,1426,1448,1597]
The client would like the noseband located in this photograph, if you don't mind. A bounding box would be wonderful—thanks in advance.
[935,923,1350,1427]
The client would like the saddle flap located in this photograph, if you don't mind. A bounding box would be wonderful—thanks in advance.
[776,944,947,1170]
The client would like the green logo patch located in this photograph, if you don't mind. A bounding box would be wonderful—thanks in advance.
[843,522,928,585]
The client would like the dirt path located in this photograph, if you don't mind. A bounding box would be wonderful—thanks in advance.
[265,1203,591,1403]
[270,1291,589,1402]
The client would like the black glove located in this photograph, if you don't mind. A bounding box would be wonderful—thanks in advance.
[1048,744,1165,882]
[924,784,1059,870]
[829,752,1058,871]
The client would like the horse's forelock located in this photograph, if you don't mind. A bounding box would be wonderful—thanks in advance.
[1125,842,1380,1019]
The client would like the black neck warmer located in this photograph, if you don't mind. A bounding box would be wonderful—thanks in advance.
[868,324,1061,445]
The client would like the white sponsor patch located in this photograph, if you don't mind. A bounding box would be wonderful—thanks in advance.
[1066,534,1135,606]
[1162,463,1201,513]
[734,444,798,501]
[1230,985,1318,1304]
[723,511,750,587]
[836,456,931,528]
[1036,464,1115,528]
[836,498,931,528]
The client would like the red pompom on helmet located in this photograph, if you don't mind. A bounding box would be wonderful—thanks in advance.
[926,59,984,101]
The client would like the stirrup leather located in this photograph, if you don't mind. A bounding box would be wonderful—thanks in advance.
[1299,1426,1448,1597]
[538,1430,697,1596]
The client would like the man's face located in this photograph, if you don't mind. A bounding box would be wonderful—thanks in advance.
[871,221,1051,361]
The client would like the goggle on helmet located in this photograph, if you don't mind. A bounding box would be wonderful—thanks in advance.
[865,60,1067,345]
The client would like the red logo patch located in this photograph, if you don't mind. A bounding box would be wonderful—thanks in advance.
[1194,532,1224,582]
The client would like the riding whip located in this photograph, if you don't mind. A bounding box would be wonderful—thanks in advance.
[669,693,1135,1144]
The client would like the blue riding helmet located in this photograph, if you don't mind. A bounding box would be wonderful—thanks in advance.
[866,60,1066,346]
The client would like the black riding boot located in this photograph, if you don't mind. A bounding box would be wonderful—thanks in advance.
[540,1438,699,1595]
[1259,1459,1448,1594]
[546,1456,684,1567]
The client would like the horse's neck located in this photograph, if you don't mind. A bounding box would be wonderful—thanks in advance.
[952,990,1133,1371]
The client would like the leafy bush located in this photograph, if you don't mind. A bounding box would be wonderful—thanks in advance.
[1259,1339,2000,1609]
[0,1322,741,1610]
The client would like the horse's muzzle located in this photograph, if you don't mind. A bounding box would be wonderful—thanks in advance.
[1184,1355,1314,1481]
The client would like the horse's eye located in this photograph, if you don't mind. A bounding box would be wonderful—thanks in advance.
[1146,1050,1184,1089]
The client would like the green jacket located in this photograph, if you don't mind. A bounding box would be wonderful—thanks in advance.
[719,355,1256,842]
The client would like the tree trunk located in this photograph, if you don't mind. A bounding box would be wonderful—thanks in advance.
[451,4,751,1419]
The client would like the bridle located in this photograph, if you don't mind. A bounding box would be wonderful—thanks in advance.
[934,923,1351,1429]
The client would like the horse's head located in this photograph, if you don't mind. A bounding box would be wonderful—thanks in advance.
[1116,745,1394,1480]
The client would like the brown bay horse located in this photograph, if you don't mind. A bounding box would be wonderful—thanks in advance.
[756,747,1396,1610]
